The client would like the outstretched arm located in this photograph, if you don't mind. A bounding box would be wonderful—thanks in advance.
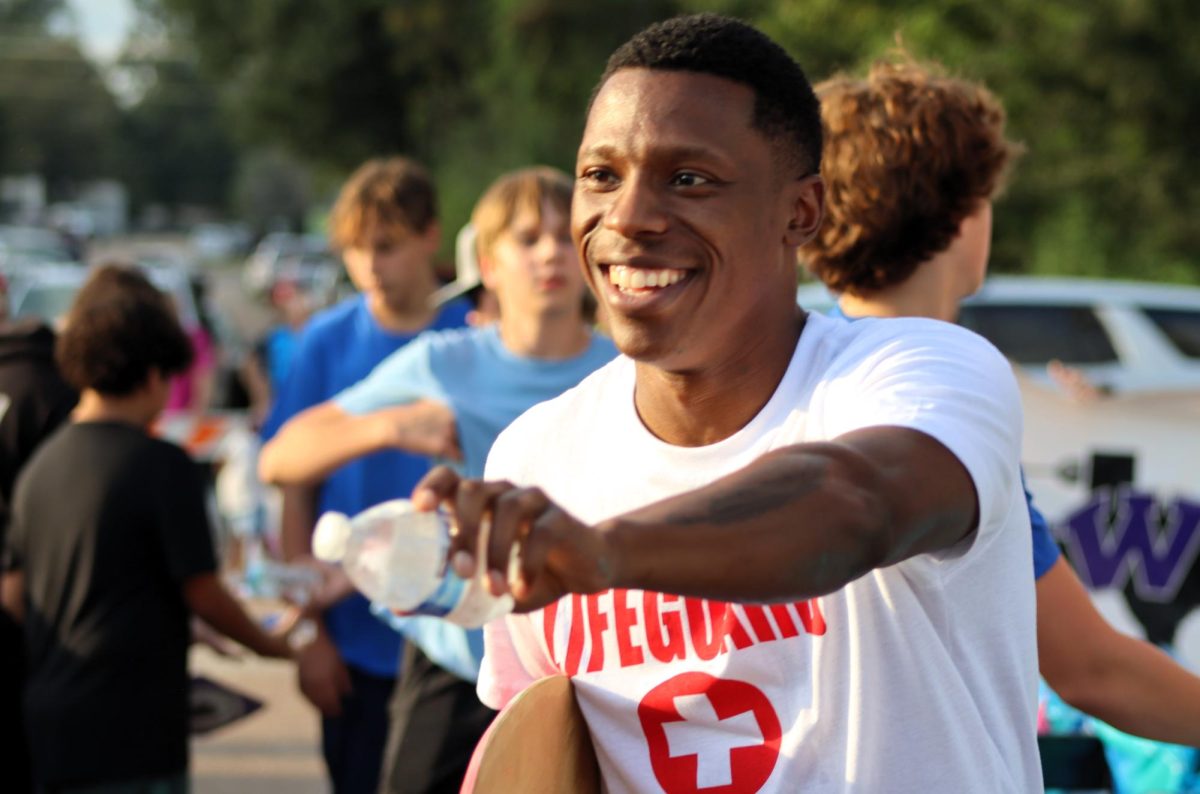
[1037,558,1200,745]
[259,400,460,486]
[183,572,292,659]
[419,424,978,610]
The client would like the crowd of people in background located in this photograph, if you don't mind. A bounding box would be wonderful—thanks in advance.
[2,11,1200,794]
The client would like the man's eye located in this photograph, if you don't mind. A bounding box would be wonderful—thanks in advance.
[671,172,710,188]
[581,169,617,188]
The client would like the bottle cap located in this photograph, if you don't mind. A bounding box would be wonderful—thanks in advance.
[312,511,352,562]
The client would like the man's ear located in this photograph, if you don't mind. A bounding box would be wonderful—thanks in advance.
[784,174,825,247]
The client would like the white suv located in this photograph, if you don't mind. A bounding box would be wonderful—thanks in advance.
[797,275,1200,395]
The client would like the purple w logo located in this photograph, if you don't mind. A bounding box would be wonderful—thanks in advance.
[1062,489,1200,602]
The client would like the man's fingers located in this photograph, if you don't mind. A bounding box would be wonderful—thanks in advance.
[488,488,550,594]
[412,465,461,512]
[449,480,514,578]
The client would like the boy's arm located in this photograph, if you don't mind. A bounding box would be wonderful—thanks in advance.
[1037,558,1200,745]
[276,483,352,717]
[259,400,459,486]
[182,572,292,659]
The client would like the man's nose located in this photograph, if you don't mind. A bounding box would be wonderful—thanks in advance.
[602,175,668,237]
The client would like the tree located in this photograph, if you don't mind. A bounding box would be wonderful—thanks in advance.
[143,0,1200,283]
[0,33,121,195]
[116,57,239,216]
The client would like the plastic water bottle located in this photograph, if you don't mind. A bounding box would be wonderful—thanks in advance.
[312,498,513,628]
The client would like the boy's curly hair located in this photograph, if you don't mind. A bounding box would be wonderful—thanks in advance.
[56,264,193,396]
[801,58,1021,295]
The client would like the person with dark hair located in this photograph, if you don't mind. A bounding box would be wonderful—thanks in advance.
[261,166,617,793]
[802,55,1200,761]
[260,157,472,794]
[412,14,1040,792]
[1,264,293,793]
[0,317,78,794]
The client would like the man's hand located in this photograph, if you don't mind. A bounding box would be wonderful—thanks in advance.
[382,400,462,461]
[412,465,615,612]
[296,628,352,717]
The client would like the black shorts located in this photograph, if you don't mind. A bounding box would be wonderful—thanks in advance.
[380,641,497,794]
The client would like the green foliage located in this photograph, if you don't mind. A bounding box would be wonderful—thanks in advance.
[0,34,121,194]
[3,0,1198,284]
[117,59,239,213]
[735,0,1199,284]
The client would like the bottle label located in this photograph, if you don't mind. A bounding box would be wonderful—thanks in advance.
[393,570,470,619]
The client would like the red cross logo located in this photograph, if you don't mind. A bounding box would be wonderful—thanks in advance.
[637,672,781,793]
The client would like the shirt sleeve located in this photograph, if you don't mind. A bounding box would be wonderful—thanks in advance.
[820,320,1024,550]
[1026,476,1061,579]
[333,336,446,415]
[155,444,218,582]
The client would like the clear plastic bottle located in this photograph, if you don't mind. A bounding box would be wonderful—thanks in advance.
[312,498,513,628]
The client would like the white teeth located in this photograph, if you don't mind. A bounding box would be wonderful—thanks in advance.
[607,265,686,291]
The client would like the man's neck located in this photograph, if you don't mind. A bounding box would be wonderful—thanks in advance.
[633,311,804,447]
[72,389,158,429]
[497,309,591,360]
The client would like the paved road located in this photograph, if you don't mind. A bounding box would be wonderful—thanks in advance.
[191,626,327,792]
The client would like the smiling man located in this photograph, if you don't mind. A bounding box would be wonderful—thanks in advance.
[416,14,1042,793]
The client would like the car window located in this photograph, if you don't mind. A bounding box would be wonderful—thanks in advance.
[1143,308,1200,359]
[957,304,1119,365]
[13,284,79,322]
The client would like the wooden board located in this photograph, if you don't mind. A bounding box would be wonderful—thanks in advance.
[461,675,600,793]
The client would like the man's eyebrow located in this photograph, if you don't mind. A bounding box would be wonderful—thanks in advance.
[577,142,733,167]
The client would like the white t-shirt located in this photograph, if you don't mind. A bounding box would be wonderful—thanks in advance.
[479,312,1041,794]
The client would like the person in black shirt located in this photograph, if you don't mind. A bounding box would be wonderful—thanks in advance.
[0,319,78,793]
[2,264,294,793]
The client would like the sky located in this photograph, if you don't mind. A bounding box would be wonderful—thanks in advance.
[66,0,136,62]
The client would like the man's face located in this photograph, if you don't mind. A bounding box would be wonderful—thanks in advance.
[483,199,586,322]
[572,68,818,373]
[342,224,439,310]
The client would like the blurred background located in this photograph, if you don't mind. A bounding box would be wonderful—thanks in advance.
[1,0,1197,283]
[3,0,1199,790]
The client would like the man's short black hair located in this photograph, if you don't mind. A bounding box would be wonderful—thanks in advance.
[56,264,194,396]
[595,13,822,176]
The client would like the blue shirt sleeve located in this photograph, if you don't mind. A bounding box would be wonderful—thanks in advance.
[333,334,446,415]
[1026,472,1061,579]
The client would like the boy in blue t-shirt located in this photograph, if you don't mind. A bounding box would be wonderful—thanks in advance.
[261,166,616,793]
[259,157,470,794]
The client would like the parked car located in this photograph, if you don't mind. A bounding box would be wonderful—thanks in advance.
[0,224,78,268]
[243,232,331,295]
[797,275,1200,395]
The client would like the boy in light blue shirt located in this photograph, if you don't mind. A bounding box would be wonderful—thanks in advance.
[260,167,616,793]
